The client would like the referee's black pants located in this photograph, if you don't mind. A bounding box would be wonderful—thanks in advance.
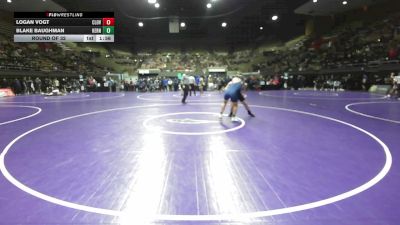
[182,85,189,103]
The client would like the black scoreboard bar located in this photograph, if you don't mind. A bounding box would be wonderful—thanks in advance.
[14,12,115,43]
[16,26,107,34]
[15,19,107,26]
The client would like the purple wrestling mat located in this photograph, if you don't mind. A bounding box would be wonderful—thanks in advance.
[0,90,399,225]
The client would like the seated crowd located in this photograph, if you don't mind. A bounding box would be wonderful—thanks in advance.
[1,12,399,96]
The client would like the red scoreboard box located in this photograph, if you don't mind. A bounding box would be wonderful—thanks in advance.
[102,18,115,26]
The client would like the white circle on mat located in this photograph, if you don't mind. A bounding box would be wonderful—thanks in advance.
[259,91,386,100]
[293,92,339,97]
[0,105,42,126]
[0,93,125,104]
[0,103,392,221]
[137,93,220,102]
[345,101,400,124]
[44,94,90,99]
[143,112,245,135]
[172,93,212,98]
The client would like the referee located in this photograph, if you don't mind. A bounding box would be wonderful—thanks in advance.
[181,74,190,104]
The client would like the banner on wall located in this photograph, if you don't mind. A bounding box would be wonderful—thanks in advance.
[0,88,15,97]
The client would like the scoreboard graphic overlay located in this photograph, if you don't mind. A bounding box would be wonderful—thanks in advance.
[14,12,114,42]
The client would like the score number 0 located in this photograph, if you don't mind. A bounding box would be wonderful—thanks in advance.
[102,18,115,26]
